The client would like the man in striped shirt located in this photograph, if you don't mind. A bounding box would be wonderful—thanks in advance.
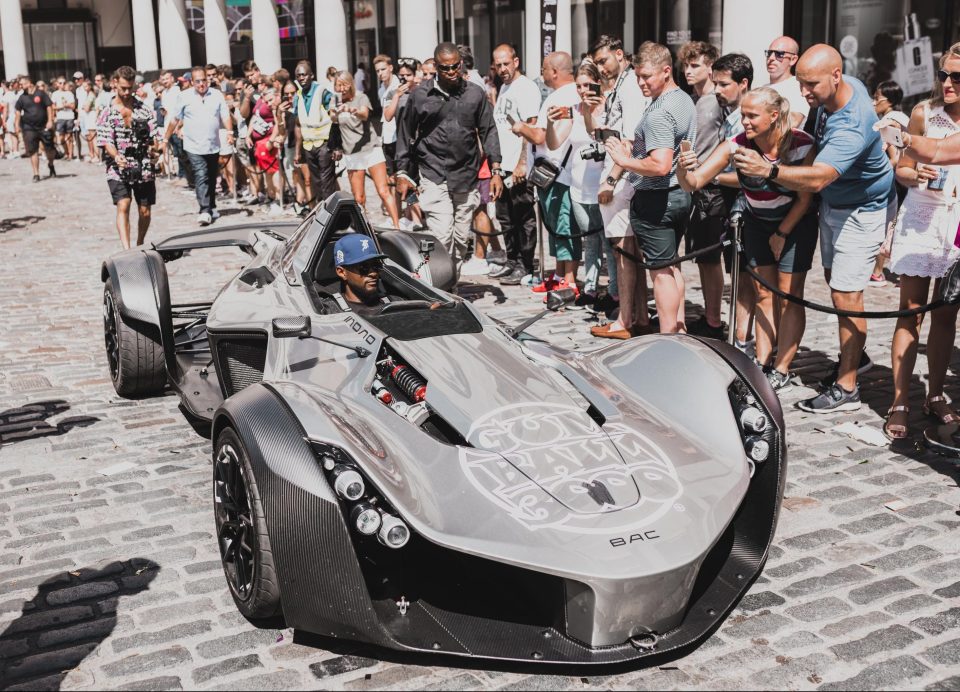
[605,42,696,334]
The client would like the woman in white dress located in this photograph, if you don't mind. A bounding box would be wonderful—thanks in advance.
[884,43,960,440]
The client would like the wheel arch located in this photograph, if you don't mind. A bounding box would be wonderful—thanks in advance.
[102,249,175,376]
[212,383,390,644]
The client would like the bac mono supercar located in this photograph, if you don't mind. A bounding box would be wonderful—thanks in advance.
[101,192,786,666]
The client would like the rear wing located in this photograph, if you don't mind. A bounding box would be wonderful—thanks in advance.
[152,221,303,259]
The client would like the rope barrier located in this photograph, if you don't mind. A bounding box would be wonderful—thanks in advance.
[541,224,606,240]
[611,239,729,270]
[742,264,949,319]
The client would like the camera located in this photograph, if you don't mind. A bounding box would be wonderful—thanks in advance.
[579,141,606,162]
[119,117,154,184]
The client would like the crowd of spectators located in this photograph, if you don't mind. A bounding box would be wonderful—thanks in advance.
[1,31,959,433]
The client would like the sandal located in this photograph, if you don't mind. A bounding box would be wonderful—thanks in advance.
[883,405,910,441]
[923,395,960,424]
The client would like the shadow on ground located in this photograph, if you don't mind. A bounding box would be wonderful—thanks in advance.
[0,400,99,447]
[0,216,46,234]
[0,558,159,690]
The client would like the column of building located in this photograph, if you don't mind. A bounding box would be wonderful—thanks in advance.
[0,0,28,81]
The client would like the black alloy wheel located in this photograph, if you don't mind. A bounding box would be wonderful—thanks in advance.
[103,288,121,382]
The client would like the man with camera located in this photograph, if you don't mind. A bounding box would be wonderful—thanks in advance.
[490,43,542,285]
[583,36,650,338]
[14,74,57,182]
[95,65,160,249]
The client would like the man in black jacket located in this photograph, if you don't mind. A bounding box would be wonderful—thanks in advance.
[395,43,503,270]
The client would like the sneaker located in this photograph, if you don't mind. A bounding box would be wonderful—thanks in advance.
[488,261,515,279]
[819,350,873,389]
[398,218,415,231]
[210,209,221,222]
[575,291,597,308]
[735,337,756,359]
[521,273,537,287]
[498,265,527,285]
[486,249,507,266]
[766,368,792,391]
[592,293,619,315]
[688,315,725,340]
[32,174,40,183]
[48,164,57,178]
[198,212,212,226]
[461,256,490,276]
[797,383,861,413]
[268,203,283,217]
[532,275,562,294]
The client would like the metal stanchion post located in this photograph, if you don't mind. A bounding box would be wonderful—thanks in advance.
[726,215,743,346]
[532,187,545,287]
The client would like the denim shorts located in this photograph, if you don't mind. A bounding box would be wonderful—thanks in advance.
[743,212,818,274]
[819,199,896,291]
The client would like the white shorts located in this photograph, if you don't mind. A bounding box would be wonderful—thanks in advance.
[219,129,235,156]
[600,178,635,238]
[819,198,896,292]
[342,146,385,171]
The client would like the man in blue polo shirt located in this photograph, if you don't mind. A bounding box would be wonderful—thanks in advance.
[734,44,895,413]
[161,66,234,225]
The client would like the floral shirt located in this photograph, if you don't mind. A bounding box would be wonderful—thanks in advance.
[96,97,159,182]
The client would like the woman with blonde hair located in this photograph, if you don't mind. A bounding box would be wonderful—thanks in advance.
[882,42,960,440]
[331,70,400,228]
[678,86,817,390]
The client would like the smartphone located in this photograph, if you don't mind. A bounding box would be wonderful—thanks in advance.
[505,113,517,126]
[877,124,904,148]
[680,139,693,153]
[555,106,573,120]
[594,127,619,142]
[587,83,602,97]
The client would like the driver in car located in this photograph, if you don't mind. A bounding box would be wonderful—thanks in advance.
[333,234,394,317]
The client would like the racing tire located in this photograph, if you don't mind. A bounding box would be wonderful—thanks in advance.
[213,427,282,622]
[103,278,166,398]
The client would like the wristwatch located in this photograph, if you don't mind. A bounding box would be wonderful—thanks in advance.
[491,167,505,178]
[774,230,789,239]
[766,163,780,181]
[605,176,619,186]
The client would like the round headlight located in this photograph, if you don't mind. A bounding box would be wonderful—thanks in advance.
[378,514,410,549]
[351,503,382,535]
[745,436,770,462]
[739,406,767,433]
[332,466,365,502]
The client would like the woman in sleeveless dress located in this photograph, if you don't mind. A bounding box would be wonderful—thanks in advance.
[884,43,960,440]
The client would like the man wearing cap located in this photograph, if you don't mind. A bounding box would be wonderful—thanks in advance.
[333,234,393,317]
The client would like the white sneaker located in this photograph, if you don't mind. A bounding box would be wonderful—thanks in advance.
[460,256,490,276]
[398,218,415,231]
[735,337,756,359]
[520,273,536,287]
[268,203,283,217]
[198,212,212,226]
[210,209,221,222]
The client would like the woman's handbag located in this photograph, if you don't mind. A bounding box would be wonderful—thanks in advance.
[528,146,573,190]
[941,256,960,304]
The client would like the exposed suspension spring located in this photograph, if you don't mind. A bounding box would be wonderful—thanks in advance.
[391,365,427,402]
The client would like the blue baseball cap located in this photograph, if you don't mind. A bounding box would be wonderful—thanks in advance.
[334,234,387,268]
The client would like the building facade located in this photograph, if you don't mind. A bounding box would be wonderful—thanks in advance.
[1,0,958,92]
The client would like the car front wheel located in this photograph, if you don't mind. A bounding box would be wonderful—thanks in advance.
[213,427,282,622]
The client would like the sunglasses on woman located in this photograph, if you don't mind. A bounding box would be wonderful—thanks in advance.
[937,69,960,83]
[397,58,419,68]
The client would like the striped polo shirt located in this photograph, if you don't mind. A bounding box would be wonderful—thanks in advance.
[628,86,696,191]
[734,129,814,220]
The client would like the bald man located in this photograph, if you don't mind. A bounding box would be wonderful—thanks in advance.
[765,35,809,127]
[734,44,895,414]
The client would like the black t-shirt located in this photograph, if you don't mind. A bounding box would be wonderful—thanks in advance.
[16,90,52,130]
[346,298,385,317]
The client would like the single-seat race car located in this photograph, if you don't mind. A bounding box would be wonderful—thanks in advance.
[101,192,786,666]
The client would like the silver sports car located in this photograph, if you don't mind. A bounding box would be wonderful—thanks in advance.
[101,192,785,666]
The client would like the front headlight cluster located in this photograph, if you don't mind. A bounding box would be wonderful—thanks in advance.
[729,380,773,476]
[313,443,410,549]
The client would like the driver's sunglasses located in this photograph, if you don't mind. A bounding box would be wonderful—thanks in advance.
[436,61,462,73]
[764,50,796,61]
[937,69,960,83]
[346,260,383,275]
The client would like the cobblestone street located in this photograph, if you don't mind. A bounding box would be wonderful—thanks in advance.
[0,157,958,691]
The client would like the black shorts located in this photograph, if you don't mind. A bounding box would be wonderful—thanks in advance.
[383,141,396,176]
[629,187,691,265]
[742,211,818,274]
[108,178,157,207]
[686,186,727,264]
[55,120,74,134]
[22,128,54,156]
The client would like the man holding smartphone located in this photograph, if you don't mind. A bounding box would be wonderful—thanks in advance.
[491,43,542,285]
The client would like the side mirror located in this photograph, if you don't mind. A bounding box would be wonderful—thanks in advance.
[272,315,312,338]
[546,287,576,311]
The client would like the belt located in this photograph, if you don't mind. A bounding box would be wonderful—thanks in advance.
[637,185,681,194]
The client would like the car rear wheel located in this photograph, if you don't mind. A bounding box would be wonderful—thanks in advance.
[213,427,281,621]
[103,278,166,397]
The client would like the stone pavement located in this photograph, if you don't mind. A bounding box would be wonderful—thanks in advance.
[0,157,958,691]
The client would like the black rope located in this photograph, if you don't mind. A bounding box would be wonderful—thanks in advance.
[612,240,728,270]
[541,224,605,240]
[470,226,508,238]
[742,264,948,318]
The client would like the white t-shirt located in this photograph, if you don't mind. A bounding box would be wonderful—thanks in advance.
[378,74,400,145]
[493,74,542,172]
[52,89,76,120]
[598,66,649,176]
[354,68,367,94]
[767,76,810,122]
[532,81,580,187]
[568,104,604,203]
[4,89,21,126]
[160,85,181,116]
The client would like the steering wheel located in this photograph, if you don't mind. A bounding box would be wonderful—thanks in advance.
[379,300,437,314]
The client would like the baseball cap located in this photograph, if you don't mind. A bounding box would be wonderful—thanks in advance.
[73,71,84,79]
[333,234,387,268]
[181,71,191,81]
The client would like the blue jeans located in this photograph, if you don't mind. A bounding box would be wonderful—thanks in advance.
[572,199,618,297]
[187,152,220,214]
